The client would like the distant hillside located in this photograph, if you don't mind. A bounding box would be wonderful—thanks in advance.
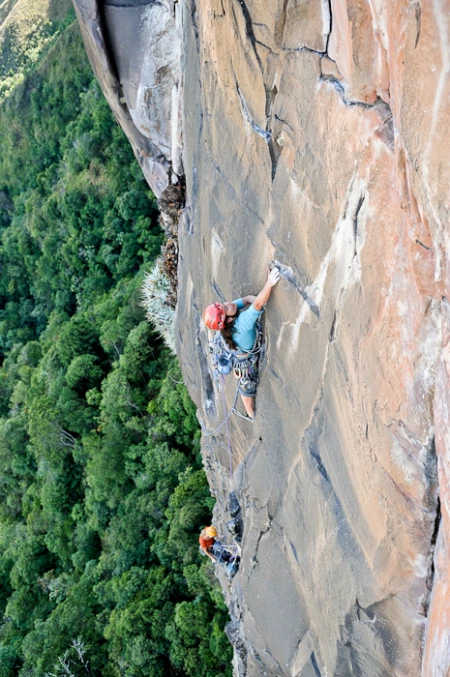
[0,0,73,98]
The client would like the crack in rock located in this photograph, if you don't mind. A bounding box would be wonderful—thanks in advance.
[281,176,368,353]
[415,238,433,252]
[272,260,321,318]
[289,539,299,563]
[414,0,422,48]
[246,520,272,583]
[225,620,248,676]
[291,632,324,676]
[212,161,265,223]
[274,0,290,48]
[212,278,225,301]
[263,646,284,674]
[235,82,272,142]
[424,496,441,616]
[304,405,331,484]
[320,73,395,149]
[233,0,280,169]
[192,301,216,414]
[282,45,326,56]
[352,195,365,255]
[274,112,294,131]
[235,0,263,70]
[311,651,323,677]
[329,310,337,342]
[387,425,440,619]
[325,0,332,54]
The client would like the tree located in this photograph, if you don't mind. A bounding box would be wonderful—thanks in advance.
[0,12,231,676]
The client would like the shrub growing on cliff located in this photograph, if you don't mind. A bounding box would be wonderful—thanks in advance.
[141,261,176,353]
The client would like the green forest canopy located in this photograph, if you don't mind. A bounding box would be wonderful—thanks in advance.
[0,13,231,677]
[0,0,74,99]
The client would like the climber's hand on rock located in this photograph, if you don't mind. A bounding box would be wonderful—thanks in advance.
[267,267,280,287]
[254,266,280,310]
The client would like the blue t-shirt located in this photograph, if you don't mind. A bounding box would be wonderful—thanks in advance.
[231,298,262,352]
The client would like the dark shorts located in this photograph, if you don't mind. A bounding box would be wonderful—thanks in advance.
[237,363,258,398]
[211,541,233,564]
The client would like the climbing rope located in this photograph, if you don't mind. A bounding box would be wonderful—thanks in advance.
[202,380,240,437]
[202,329,262,484]
[201,376,240,489]
[219,374,234,486]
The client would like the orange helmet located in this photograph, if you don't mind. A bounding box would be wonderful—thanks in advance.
[203,303,226,330]
[203,526,217,538]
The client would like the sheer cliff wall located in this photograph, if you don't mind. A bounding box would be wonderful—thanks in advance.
[74,1,450,675]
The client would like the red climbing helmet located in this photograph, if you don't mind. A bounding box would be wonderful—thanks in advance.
[203,303,226,330]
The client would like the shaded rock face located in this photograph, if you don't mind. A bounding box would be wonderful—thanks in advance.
[72,0,182,197]
[73,0,450,675]
[73,0,184,299]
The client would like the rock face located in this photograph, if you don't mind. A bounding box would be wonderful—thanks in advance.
[74,0,450,675]
[73,0,182,197]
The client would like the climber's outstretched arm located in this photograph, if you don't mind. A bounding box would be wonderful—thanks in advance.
[253,268,280,311]
[200,544,216,562]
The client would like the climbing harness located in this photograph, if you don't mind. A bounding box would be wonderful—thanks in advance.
[216,541,241,580]
[208,325,262,383]
[221,541,242,559]
[208,318,263,420]
[199,538,241,579]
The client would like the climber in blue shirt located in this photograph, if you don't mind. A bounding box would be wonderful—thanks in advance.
[203,266,280,419]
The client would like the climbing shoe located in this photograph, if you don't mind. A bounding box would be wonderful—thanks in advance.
[232,407,254,422]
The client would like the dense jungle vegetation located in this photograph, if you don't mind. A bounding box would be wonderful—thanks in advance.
[0,14,231,677]
[0,0,74,99]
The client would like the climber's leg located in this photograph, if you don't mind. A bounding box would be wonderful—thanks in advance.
[240,394,255,419]
[238,366,258,419]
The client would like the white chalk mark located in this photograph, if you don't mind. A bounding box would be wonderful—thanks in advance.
[289,176,367,352]
[211,233,224,279]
